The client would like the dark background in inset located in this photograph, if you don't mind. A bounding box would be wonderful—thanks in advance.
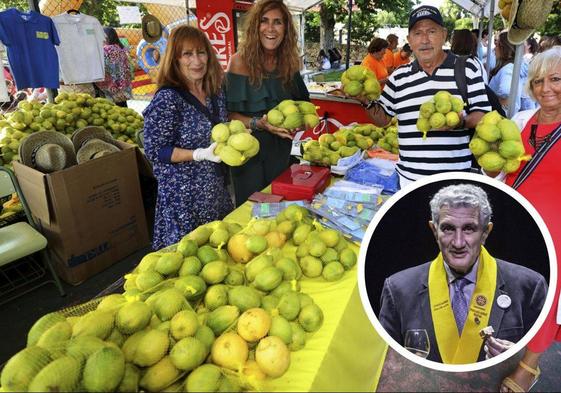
[365,179,551,315]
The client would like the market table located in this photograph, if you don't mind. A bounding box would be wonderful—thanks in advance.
[222,191,388,392]
[90,178,388,392]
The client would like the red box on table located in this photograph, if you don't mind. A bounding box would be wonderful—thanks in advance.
[271,164,331,201]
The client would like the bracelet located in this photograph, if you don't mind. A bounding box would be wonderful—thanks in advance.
[250,116,260,132]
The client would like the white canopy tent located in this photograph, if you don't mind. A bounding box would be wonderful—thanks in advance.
[451,0,500,18]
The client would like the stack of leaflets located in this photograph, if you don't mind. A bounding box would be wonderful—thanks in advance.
[251,200,308,218]
[309,180,384,242]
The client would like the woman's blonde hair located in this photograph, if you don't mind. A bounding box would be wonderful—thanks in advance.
[525,46,561,101]
[156,25,223,95]
[239,0,301,86]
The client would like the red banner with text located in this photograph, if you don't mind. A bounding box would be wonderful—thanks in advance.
[196,0,236,70]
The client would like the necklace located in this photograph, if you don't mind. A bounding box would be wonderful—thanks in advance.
[529,124,553,150]
[530,111,561,149]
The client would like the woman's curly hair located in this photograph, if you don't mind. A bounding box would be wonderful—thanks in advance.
[239,0,301,87]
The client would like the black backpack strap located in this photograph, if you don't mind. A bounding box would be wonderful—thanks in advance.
[157,86,221,126]
[454,55,468,103]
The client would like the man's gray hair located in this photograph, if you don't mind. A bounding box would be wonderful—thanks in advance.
[429,184,492,226]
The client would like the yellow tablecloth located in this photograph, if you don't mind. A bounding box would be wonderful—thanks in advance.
[223,194,388,392]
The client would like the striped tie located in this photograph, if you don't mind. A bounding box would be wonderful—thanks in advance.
[452,277,469,334]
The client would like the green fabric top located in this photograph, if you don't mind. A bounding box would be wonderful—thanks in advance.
[225,71,309,117]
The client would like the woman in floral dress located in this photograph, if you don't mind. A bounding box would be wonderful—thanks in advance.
[95,27,132,107]
[143,26,233,250]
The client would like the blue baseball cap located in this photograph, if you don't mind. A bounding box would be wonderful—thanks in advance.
[409,5,444,31]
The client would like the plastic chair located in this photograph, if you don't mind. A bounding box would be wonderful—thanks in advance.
[0,166,65,305]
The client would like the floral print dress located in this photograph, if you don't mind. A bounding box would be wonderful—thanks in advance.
[143,88,233,250]
[95,44,132,103]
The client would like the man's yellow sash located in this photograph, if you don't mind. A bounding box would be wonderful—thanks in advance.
[428,246,497,364]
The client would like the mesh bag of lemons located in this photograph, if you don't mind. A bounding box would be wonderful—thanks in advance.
[210,120,260,166]
[416,91,465,139]
[266,100,321,130]
[1,205,357,392]
[469,110,531,174]
[0,94,144,170]
[340,65,382,100]
[211,100,321,166]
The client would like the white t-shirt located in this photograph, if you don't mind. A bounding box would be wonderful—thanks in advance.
[0,42,9,102]
[52,13,105,84]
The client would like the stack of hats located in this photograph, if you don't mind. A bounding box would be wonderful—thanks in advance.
[72,126,121,164]
[19,131,77,173]
[18,126,121,173]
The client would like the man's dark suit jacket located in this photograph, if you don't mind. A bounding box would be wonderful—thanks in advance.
[379,258,548,363]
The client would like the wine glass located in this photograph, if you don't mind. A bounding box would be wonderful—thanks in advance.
[404,329,430,358]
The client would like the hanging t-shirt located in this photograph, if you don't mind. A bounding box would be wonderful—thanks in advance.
[0,8,60,89]
[52,12,105,84]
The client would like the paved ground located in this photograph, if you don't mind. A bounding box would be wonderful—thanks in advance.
[377,344,561,392]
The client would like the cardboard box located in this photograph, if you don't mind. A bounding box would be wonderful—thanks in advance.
[13,143,150,285]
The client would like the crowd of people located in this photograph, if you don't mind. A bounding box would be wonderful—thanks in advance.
[354,18,560,119]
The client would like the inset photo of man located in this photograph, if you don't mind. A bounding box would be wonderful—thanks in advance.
[359,174,556,368]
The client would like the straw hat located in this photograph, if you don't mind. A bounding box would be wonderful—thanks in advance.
[72,126,121,164]
[508,0,555,45]
[142,14,163,43]
[76,139,121,164]
[19,131,76,173]
[72,126,117,150]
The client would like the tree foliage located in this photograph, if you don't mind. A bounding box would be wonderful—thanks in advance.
[440,0,469,35]
[374,10,398,27]
[343,11,379,46]
[312,0,414,48]
[539,1,561,37]
[304,11,321,42]
[1,0,30,11]
[0,0,147,27]
[80,0,120,26]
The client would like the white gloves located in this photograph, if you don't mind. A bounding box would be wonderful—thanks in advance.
[193,142,221,163]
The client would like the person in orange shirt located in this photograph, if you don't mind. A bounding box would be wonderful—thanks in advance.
[383,34,398,73]
[393,44,412,68]
[362,38,389,87]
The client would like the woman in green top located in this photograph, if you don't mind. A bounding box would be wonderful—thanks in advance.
[226,0,309,206]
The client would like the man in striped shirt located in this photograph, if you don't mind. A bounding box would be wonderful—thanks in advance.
[365,5,492,188]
